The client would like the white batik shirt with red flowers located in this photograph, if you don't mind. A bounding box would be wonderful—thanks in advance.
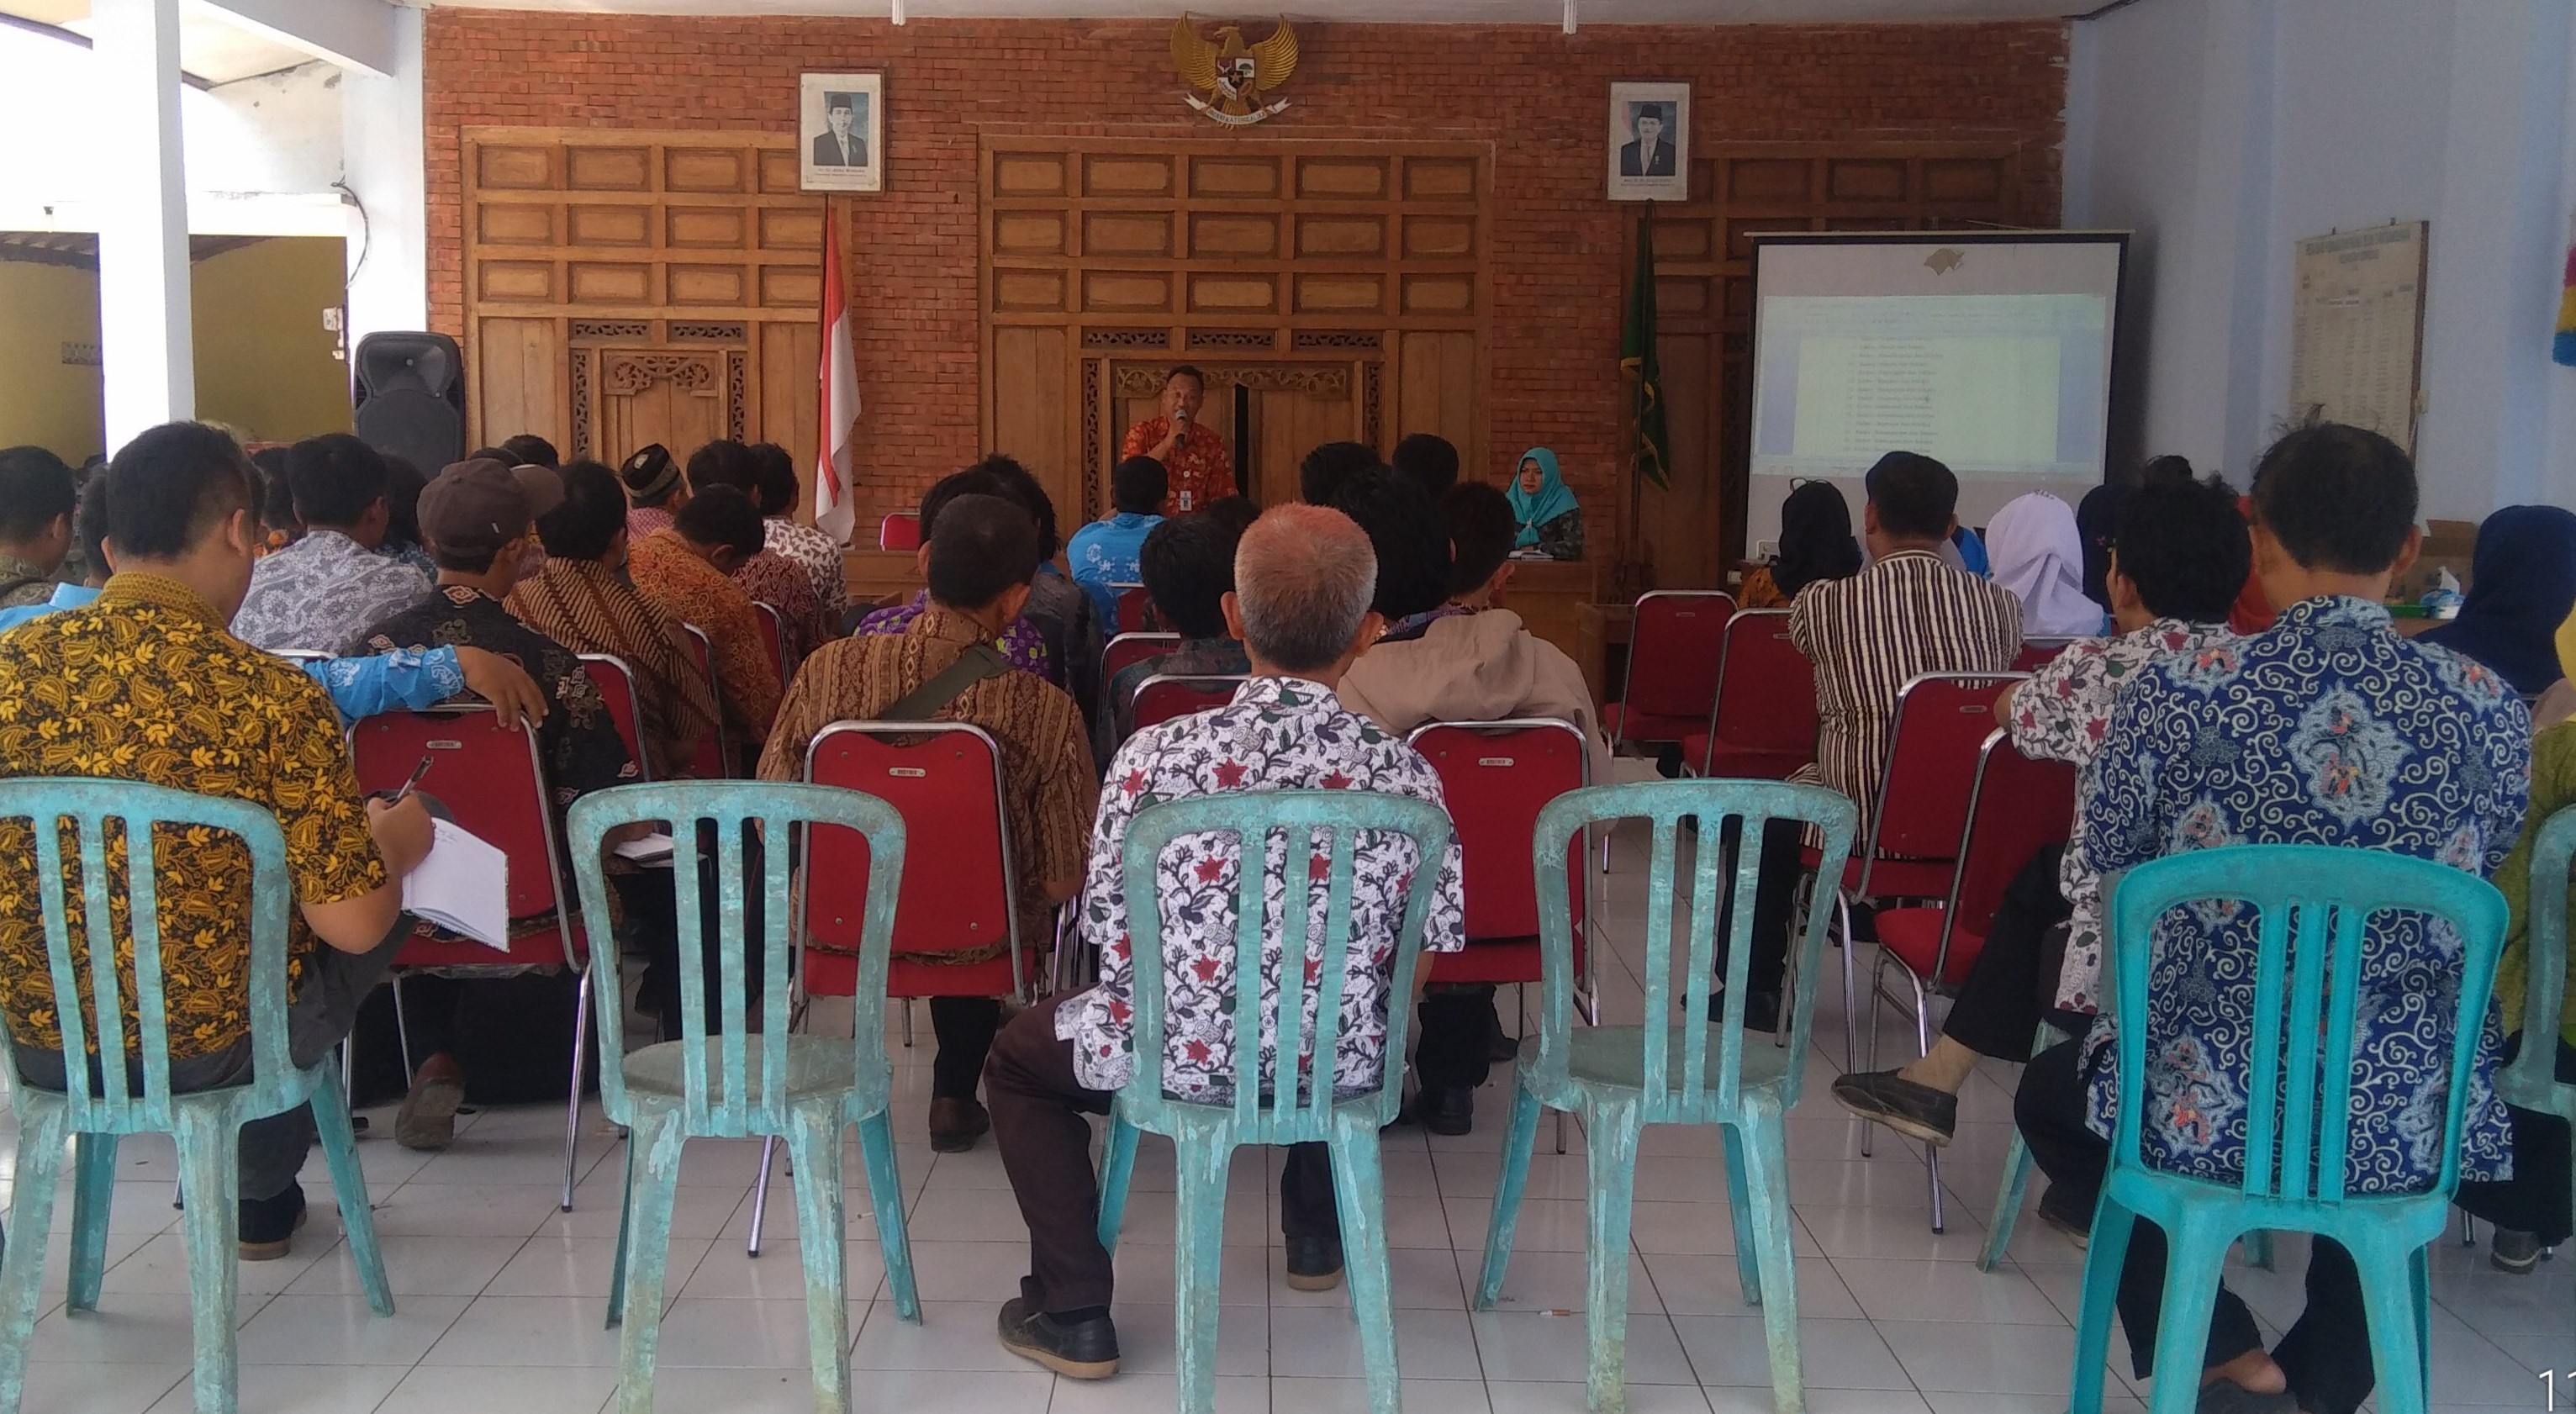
[1058,675,1465,1100]
[2006,617,2236,1014]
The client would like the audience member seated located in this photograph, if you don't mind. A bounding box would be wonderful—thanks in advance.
[1726,451,2022,1031]
[854,468,1051,677]
[747,440,849,621]
[250,445,301,557]
[2014,424,2532,1414]
[378,453,437,579]
[1298,440,1380,507]
[627,483,785,750]
[0,421,435,1258]
[686,439,832,657]
[1830,475,2251,1151]
[1391,431,1460,502]
[0,446,77,609]
[361,457,646,1150]
[1507,448,1583,562]
[1339,481,1610,1135]
[2419,504,2576,699]
[1333,467,1454,641]
[759,493,1094,1152]
[1985,491,2105,637]
[233,433,434,653]
[501,433,560,469]
[617,443,687,541]
[2541,608,2576,730]
[508,459,725,778]
[1068,456,1166,626]
[1097,511,1250,759]
[979,456,1103,720]
[983,504,1464,1378]
[1739,478,1862,609]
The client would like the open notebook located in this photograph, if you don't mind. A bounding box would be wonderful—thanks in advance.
[402,818,510,949]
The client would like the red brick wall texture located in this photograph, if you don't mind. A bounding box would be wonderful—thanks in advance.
[425,13,2067,517]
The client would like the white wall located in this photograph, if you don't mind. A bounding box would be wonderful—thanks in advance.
[2067,0,2576,520]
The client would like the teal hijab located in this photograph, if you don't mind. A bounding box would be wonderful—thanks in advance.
[1507,448,1577,549]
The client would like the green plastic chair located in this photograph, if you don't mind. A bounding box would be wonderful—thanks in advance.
[1093,789,1455,1414]
[2067,845,2511,1414]
[2493,802,2576,1237]
[567,782,921,1414]
[1476,778,1859,1414]
[0,779,393,1414]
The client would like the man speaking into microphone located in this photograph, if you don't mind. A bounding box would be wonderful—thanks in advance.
[1118,365,1237,515]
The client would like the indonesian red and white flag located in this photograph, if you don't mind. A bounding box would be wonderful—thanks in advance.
[813,214,859,546]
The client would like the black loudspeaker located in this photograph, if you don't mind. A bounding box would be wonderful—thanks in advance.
[352,331,466,472]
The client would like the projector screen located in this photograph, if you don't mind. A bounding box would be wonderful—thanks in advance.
[1745,232,2126,555]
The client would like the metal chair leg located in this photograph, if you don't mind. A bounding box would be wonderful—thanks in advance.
[1903,968,1944,1234]
[562,965,593,1211]
[390,971,416,1089]
[900,998,915,1048]
[746,1134,778,1258]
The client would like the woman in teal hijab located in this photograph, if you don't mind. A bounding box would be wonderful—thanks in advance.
[1507,447,1583,561]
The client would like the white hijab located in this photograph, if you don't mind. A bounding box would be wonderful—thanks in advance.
[1985,493,2101,637]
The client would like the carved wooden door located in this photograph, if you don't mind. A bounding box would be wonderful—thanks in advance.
[591,346,739,465]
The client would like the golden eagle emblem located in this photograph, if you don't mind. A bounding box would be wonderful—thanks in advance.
[1172,14,1298,126]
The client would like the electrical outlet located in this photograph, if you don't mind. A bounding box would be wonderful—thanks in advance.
[322,308,343,332]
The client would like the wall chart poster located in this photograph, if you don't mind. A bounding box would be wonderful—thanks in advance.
[2288,221,2427,451]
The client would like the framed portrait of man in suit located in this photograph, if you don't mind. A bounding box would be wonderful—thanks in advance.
[1607,82,1688,203]
[800,72,883,193]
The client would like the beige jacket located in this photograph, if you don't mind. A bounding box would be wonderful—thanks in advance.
[1337,608,1613,784]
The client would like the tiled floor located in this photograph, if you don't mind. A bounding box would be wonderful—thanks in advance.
[0,794,2568,1413]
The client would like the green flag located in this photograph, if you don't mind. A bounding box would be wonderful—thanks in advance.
[1621,210,1670,491]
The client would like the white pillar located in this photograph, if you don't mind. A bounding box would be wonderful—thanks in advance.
[92,0,194,451]
[340,5,428,351]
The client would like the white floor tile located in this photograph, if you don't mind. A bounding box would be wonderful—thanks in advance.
[1643,1251,1862,1321]
[1873,1317,2078,1395]
[1704,1388,1929,1414]
[849,1297,1045,1372]
[1669,1315,1912,1390]
[282,1232,527,1297]
[1485,1380,1714,1414]
[1109,1300,1270,1376]
[233,1292,471,1367]
[374,1364,617,1414]
[12,1361,182,1414]
[142,1362,409,1414]
[1275,1374,1494,1413]
[1269,1305,1482,1380]
[418,1294,623,1367]
[1051,1373,1271,1414]
[25,1291,267,1364]
[1470,1308,1697,1385]
[1830,1257,2066,1325]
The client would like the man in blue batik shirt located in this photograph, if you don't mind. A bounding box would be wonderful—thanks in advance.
[0,470,546,730]
[2015,424,2531,1414]
[1066,456,1166,628]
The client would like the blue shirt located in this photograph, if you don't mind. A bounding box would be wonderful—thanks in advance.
[0,584,467,729]
[1068,512,1163,626]
[2080,595,2531,1192]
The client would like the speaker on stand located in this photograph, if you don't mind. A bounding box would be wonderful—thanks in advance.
[351,332,466,471]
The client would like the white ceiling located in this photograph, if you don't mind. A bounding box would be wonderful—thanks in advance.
[3,0,317,83]
[415,0,2086,24]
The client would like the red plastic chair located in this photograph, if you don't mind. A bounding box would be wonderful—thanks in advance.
[1865,730,2074,1231]
[1407,718,1598,1153]
[578,654,652,782]
[1681,608,1819,781]
[1800,670,2027,1092]
[2012,637,2077,673]
[1099,631,1179,701]
[1603,590,1736,752]
[349,704,595,1210]
[752,601,796,688]
[1125,673,1247,740]
[1113,585,1155,635]
[879,513,920,552]
[676,623,732,779]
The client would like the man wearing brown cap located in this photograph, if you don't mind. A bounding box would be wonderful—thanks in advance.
[360,457,645,1150]
[619,443,688,542]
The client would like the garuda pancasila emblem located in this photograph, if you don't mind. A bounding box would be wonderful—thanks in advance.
[1171,15,1298,127]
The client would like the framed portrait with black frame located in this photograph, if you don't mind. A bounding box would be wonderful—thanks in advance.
[800,73,883,193]
[1607,81,1688,203]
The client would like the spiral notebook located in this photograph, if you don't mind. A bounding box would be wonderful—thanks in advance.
[401,818,510,950]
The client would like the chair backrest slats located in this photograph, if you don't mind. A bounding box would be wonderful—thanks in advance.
[567,781,904,1137]
[2106,845,2510,1207]
[2499,804,2576,1112]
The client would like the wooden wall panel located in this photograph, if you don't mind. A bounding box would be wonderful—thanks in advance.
[991,325,1076,513]
[476,317,563,454]
[1396,330,1476,467]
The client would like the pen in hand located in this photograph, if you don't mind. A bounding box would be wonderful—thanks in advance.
[387,753,435,807]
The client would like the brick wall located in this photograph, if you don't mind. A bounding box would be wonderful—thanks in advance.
[425,13,2067,517]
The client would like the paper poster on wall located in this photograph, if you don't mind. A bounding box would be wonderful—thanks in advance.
[800,73,884,193]
[1607,82,1687,203]
[2288,221,2426,451]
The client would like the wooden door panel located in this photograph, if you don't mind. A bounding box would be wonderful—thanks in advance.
[597,347,726,467]
[476,317,562,451]
[757,320,822,517]
[1638,333,1715,588]
[992,325,1077,525]
[1395,331,1475,472]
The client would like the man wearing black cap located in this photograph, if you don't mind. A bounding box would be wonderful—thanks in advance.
[360,457,645,1150]
[619,443,688,541]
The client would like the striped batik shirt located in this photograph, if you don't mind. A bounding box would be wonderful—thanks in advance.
[1787,548,2023,837]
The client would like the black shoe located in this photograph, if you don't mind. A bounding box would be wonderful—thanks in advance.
[928,1096,990,1153]
[1417,1084,1475,1137]
[2491,1227,2544,1274]
[1704,989,1782,1033]
[1829,1069,1958,1146]
[997,1296,1119,1378]
[2036,1184,2093,1249]
[239,1183,308,1261]
[1286,1235,1344,1291]
[1486,1011,1522,1063]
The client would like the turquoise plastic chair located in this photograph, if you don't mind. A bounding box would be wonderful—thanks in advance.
[567,782,921,1414]
[1476,779,1858,1414]
[0,779,393,1414]
[1093,789,1455,1414]
[2067,845,2510,1414]
[2493,803,2576,1237]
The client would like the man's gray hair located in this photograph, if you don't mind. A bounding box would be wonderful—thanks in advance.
[1233,504,1377,673]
